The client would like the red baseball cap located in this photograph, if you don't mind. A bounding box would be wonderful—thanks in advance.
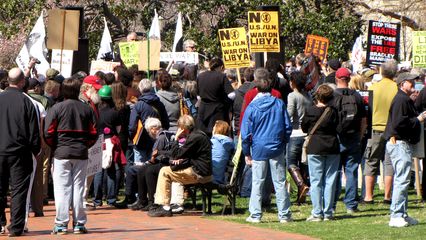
[335,68,351,79]
[83,75,102,90]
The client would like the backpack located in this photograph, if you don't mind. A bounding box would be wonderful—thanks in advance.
[335,89,358,135]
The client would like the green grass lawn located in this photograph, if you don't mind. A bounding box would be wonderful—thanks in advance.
[198,188,425,240]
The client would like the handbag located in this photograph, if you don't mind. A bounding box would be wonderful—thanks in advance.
[179,93,190,116]
[301,107,331,163]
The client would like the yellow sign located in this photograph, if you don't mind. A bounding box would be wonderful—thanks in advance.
[413,31,426,68]
[304,35,329,61]
[218,27,250,69]
[119,40,161,70]
[248,11,280,52]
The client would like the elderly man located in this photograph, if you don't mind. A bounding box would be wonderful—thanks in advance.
[384,72,423,227]
[0,68,40,236]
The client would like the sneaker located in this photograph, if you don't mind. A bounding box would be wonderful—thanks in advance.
[306,215,322,222]
[0,225,5,234]
[73,224,88,234]
[404,216,419,226]
[389,217,409,228]
[323,216,335,221]
[279,218,293,223]
[346,208,360,214]
[51,225,67,235]
[171,204,184,214]
[148,206,172,217]
[246,216,261,223]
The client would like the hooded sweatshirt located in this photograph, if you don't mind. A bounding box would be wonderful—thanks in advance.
[157,89,180,131]
[241,93,292,161]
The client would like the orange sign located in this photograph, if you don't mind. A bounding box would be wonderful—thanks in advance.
[304,35,329,61]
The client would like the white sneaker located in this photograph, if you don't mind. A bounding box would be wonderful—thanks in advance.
[404,216,419,226]
[306,215,322,222]
[246,216,261,223]
[280,218,293,223]
[389,217,409,227]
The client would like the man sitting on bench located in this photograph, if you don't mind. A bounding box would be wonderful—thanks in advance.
[148,115,212,217]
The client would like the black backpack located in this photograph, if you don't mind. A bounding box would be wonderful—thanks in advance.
[335,89,358,135]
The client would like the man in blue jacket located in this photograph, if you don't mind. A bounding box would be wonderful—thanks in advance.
[241,68,293,223]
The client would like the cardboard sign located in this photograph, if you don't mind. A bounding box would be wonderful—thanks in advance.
[248,11,280,52]
[304,35,329,61]
[412,31,426,68]
[366,20,400,66]
[87,134,103,177]
[119,40,161,71]
[89,60,121,75]
[50,49,74,78]
[160,52,199,64]
[47,9,80,50]
[218,27,250,69]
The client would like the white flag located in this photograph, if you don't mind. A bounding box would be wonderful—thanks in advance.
[351,36,363,73]
[97,18,114,60]
[16,12,50,78]
[172,12,183,52]
[148,9,161,40]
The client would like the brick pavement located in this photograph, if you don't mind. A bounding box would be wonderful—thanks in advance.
[4,203,314,240]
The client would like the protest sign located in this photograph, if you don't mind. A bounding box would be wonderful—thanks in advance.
[304,35,329,61]
[47,9,80,51]
[89,60,120,75]
[218,27,250,69]
[87,134,103,177]
[119,40,161,71]
[366,20,400,66]
[160,52,199,64]
[50,49,73,78]
[248,11,280,52]
[412,31,426,68]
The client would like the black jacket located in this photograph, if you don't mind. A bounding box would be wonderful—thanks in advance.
[384,89,421,144]
[0,87,40,156]
[171,130,212,176]
[44,99,98,159]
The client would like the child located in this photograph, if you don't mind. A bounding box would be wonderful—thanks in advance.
[211,120,234,185]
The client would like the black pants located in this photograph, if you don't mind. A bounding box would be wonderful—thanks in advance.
[0,152,33,233]
[136,164,164,204]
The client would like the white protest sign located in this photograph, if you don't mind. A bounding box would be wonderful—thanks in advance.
[160,52,199,64]
[87,134,103,177]
[90,60,121,75]
[50,49,73,78]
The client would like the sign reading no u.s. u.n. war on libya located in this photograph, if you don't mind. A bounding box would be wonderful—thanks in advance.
[218,27,250,69]
[248,11,280,52]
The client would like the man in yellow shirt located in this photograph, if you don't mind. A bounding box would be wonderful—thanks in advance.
[364,60,398,204]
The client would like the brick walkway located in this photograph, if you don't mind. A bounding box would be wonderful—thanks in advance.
[6,204,314,240]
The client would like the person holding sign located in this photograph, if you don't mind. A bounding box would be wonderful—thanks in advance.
[44,78,98,235]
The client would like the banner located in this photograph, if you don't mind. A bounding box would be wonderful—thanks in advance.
[15,12,50,78]
[172,12,183,52]
[304,35,329,61]
[148,9,160,40]
[218,27,250,69]
[50,49,74,78]
[351,36,363,73]
[412,31,426,68]
[366,20,400,66]
[87,134,103,177]
[248,11,280,52]
[160,52,198,64]
[90,60,121,75]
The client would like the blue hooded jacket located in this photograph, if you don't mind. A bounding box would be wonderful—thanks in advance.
[241,94,292,161]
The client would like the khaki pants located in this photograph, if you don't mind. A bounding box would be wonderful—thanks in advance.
[42,145,51,199]
[31,143,49,214]
[154,166,211,206]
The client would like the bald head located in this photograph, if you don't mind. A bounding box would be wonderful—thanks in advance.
[127,32,137,42]
[8,68,24,86]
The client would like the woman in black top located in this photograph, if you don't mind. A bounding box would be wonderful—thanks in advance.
[301,84,340,221]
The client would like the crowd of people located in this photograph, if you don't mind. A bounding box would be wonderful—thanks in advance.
[0,36,425,236]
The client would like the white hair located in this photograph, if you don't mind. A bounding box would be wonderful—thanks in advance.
[138,78,152,93]
[144,117,162,130]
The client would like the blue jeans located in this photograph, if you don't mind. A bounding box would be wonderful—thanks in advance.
[249,152,292,221]
[240,165,273,206]
[386,140,412,218]
[93,164,117,205]
[308,154,340,218]
[133,147,151,164]
[335,135,362,210]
